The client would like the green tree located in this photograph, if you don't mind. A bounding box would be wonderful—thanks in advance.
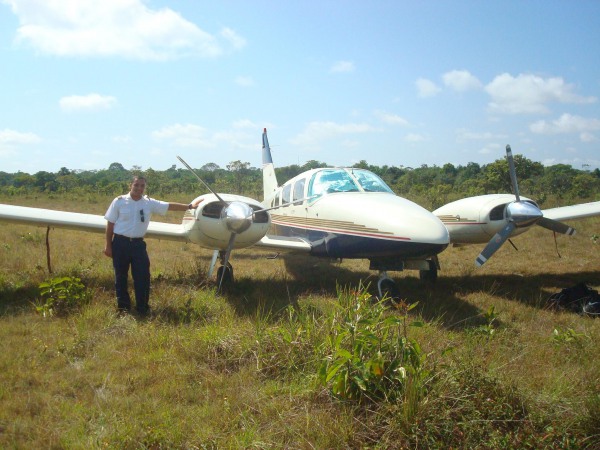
[569,173,600,199]
[541,164,579,199]
[226,160,251,194]
[483,155,543,193]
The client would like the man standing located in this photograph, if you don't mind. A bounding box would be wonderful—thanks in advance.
[104,176,200,315]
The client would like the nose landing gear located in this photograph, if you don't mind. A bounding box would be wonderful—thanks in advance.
[377,271,400,301]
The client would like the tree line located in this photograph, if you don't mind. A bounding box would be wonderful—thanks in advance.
[1,157,599,209]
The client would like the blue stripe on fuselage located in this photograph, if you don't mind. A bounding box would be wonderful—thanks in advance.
[270,223,447,259]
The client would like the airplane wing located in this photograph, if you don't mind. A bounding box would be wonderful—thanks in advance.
[254,234,312,252]
[542,201,600,222]
[0,204,189,242]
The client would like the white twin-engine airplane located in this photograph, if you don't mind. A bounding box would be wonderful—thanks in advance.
[1,129,599,297]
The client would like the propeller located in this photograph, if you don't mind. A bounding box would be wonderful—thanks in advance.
[475,145,576,266]
[177,156,259,291]
[217,200,254,290]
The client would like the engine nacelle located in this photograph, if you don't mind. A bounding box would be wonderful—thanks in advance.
[183,193,271,250]
[433,194,537,244]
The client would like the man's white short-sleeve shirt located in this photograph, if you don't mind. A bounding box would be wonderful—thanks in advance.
[104,194,169,238]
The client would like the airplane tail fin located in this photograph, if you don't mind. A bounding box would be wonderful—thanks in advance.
[262,128,278,202]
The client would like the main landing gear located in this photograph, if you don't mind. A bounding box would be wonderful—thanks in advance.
[373,256,439,301]
[377,271,400,301]
[418,256,439,283]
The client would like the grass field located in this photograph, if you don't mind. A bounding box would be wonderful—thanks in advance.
[1,194,599,448]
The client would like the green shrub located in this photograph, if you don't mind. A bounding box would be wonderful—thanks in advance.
[318,284,427,406]
[36,276,90,317]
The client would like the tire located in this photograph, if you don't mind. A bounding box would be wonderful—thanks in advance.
[378,278,400,302]
[217,264,234,287]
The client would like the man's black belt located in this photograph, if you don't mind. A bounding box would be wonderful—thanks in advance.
[114,234,144,241]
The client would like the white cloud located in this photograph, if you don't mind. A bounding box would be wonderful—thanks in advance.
[478,143,502,155]
[0,128,41,156]
[530,113,600,143]
[485,73,597,114]
[530,113,600,134]
[404,133,426,143]
[415,78,441,98]
[4,0,243,60]
[152,123,258,152]
[232,119,258,129]
[580,132,597,143]
[152,123,212,148]
[290,121,377,147]
[112,135,132,144]
[0,128,41,145]
[456,129,508,142]
[59,93,117,112]
[330,60,355,73]
[374,110,409,127]
[220,27,246,50]
[235,76,255,87]
[442,70,482,92]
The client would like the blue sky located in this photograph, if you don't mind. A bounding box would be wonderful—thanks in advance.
[1,0,599,175]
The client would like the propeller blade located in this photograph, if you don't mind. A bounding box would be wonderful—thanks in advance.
[475,222,516,267]
[217,233,236,293]
[506,145,520,202]
[537,217,576,236]
[177,155,227,204]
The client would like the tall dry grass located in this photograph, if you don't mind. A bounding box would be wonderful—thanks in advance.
[1,194,599,448]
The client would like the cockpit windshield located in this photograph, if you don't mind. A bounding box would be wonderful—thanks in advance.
[350,169,394,193]
[308,169,359,196]
[307,168,393,198]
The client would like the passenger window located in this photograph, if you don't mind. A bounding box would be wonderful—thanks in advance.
[293,179,305,205]
[282,184,292,205]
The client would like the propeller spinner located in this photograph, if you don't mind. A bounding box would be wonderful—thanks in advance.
[475,145,575,267]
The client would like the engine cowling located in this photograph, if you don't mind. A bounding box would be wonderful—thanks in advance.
[433,194,535,244]
[183,193,271,250]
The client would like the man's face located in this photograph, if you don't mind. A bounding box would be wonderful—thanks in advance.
[130,179,146,198]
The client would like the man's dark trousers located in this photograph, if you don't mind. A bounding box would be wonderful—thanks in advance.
[111,235,151,314]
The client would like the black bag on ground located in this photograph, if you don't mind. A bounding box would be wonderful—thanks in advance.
[547,282,600,316]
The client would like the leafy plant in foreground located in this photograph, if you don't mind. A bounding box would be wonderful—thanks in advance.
[36,276,90,317]
[318,284,427,406]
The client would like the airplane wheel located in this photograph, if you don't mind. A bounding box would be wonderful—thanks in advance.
[378,278,400,302]
[217,264,234,286]
[419,260,438,283]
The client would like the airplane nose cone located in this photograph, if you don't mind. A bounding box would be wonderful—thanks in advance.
[382,197,449,245]
[507,201,543,227]
[360,194,450,251]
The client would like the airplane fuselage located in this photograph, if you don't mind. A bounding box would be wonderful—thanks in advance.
[263,167,449,264]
